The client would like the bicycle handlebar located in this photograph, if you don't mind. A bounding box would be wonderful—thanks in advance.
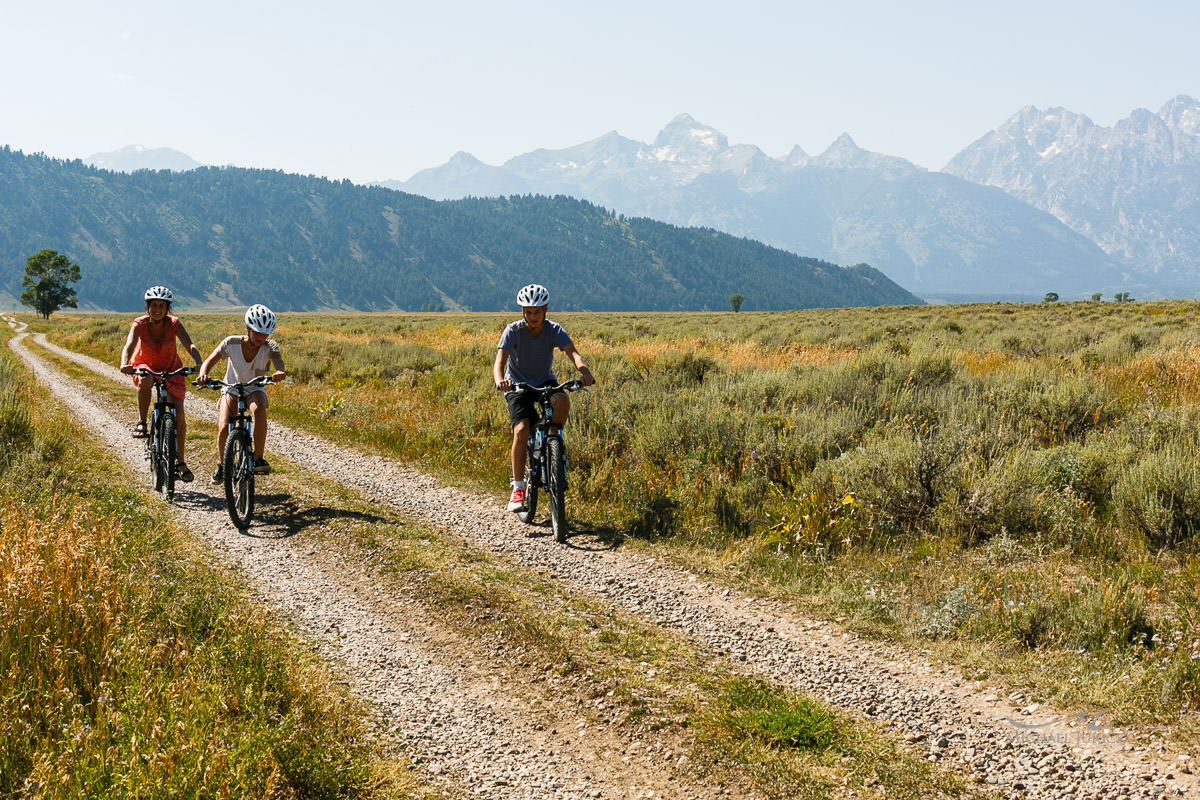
[195,375,276,391]
[507,379,584,396]
[132,366,195,379]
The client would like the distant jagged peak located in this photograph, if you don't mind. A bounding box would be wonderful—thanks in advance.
[819,132,862,159]
[1159,94,1200,136]
[651,113,729,163]
[812,133,917,173]
[785,145,810,167]
[447,151,486,165]
[969,105,1098,160]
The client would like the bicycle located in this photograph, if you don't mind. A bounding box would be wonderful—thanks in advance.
[197,375,274,530]
[510,380,584,543]
[131,366,195,501]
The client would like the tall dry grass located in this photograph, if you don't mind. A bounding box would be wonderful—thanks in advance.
[0,335,379,798]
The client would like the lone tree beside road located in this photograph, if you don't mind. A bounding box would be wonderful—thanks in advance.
[20,249,81,319]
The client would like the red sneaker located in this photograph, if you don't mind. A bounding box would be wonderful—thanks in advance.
[507,487,527,512]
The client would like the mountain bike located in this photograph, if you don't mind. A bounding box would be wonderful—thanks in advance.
[198,375,274,530]
[511,380,584,543]
[132,366,194,500]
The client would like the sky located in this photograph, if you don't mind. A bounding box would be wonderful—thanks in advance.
[2,0,1197,185]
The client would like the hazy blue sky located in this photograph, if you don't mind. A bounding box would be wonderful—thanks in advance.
[2,0,1196,184]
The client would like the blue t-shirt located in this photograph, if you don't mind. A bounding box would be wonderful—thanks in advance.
[498,320,573,385]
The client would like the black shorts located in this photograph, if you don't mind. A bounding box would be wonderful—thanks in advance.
[506,380,557,427]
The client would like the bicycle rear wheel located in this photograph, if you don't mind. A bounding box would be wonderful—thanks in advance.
[223,428,255,529]
[160,413,177,500]
[545,435,567,542]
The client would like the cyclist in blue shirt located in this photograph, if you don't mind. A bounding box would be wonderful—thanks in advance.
[493,284,595,511]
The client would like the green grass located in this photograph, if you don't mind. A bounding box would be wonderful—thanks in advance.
[691,676,966,799]
[33,301,1200,740]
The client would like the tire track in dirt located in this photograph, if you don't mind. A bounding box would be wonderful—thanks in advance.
[9,315,1198,799]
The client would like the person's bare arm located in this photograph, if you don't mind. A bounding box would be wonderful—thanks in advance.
[119,325,139,374]
[269,346,286,382]
[494,348,512,390]
[197,343,225,385]
[175,321,203,366]
[562,343,595,386]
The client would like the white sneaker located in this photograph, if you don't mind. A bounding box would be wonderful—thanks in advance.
[507,487,527,512]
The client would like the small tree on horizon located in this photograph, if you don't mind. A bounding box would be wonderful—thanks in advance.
[1091,292,1103,301]
[20,249,81,319]
[1043,292,1059,303]
[729,293,745,312]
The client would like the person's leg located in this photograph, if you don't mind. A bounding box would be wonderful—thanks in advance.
[216,394,233,459]
[136,379,152,427]
[549,391,571,427]
[249,393,268,459]
[511,418,531,482]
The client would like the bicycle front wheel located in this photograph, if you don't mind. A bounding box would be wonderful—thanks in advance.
[545,435,567,543]
[160,413,177,500]
[223,428,255,529]
[149,412,164,492]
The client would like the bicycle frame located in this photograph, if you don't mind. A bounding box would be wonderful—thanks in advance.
[132,366,193,498]
[510,380,583,541]
[513,380,578,477]
[198,375,273,529]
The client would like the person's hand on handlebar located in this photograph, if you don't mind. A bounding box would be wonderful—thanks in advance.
[120,364,134,375]
[496,378,514,392]
[270,370,287,383]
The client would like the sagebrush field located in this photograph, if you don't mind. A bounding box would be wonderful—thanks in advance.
[48,300,1200,733]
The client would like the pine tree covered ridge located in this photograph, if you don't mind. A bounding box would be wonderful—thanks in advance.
[0,147,920,312]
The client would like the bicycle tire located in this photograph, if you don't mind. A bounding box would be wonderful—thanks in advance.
[517,453,539,524]
[160,413,177,500]
[545,435,567,542]
[149,411,164,492]
[223,428,255,529]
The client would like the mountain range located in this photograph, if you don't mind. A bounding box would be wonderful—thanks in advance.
[382,99,1200,300]
[944,96,1200,292]
[86,145,202,173]
[55,96,1200,302]
[0,147,918,312]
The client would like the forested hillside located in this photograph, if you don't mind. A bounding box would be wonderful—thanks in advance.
[0,147,920,311]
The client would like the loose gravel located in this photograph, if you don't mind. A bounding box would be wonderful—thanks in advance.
[8,314,1198,799]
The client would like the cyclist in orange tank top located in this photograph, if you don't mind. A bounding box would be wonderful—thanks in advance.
[119,286,203,482]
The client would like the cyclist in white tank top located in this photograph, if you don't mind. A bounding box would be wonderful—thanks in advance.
[197,305,287,483]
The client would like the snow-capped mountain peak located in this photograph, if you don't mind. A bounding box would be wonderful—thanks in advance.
[651,113,729,164]
[1160,94,1200,137]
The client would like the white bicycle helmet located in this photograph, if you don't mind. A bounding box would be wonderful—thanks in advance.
[144,285,173,303]
[516,283,549,307]
[244,304,277,335]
